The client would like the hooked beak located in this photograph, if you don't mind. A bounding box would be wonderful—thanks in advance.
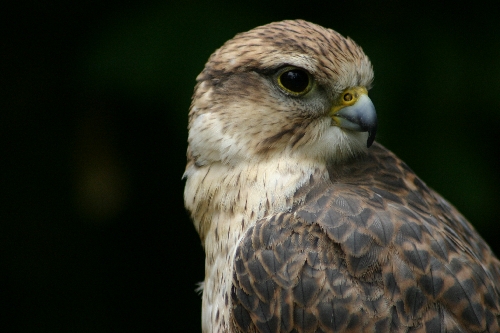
[331,90,378,148]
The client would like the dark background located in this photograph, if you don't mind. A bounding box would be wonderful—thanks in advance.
[2,1,500,331]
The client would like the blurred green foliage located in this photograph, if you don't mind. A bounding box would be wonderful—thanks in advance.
[2,1,500,331]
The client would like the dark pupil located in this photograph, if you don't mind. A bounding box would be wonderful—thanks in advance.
[280,69,309,93]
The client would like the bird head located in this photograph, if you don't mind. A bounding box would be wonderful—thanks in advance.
[187,20,376,167]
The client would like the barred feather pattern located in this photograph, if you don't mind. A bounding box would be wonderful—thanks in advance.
[230,143,500,333]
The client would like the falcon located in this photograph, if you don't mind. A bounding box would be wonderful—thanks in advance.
[184,20,500,333]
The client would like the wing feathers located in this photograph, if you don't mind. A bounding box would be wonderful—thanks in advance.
[230,144,500,332]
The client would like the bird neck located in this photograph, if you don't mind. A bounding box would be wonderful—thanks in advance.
[185,157,329,247]
[183,156,327,332]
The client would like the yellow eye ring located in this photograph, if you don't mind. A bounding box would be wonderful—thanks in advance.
[276,67,312,96]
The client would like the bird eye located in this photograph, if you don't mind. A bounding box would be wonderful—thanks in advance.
[277,67,312,95]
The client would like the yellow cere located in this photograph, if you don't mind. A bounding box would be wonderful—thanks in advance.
[330,86,368,115]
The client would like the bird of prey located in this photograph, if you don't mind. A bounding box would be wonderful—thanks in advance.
[183,20,500,333]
